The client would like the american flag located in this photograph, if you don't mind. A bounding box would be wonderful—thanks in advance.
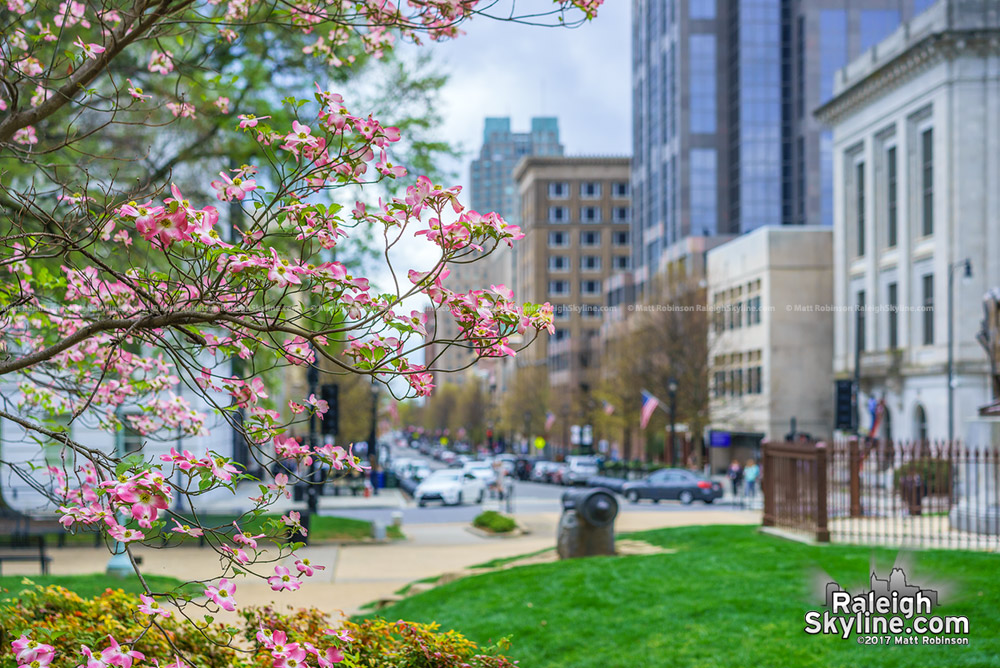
[603,400,615,416]
[640,390,660,429]
[545,411,556,432]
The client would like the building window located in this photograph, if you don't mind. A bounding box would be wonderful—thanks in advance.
[548,206,569,223]
[548,280,570,297]
[690,148,717,235]
[886,146,897,248]
[612,231,629,246]
[548,182,569,199]
[921,128,934,236]
[581,255,602,271]
[613,255,630,270]
[581,231,601,247]
[887,282,898,349]
[548,256,570,272]
[581,206,602,223]
[580,182,601,199]
[856,161,865,257]
[43,415,75,467]
[819,10,848,103]
[612,206,631,222]
[690,0,714,20]
[548,231,569,247]
[746,296,762,326]
[689,35,716,134]
[857,290,866,352]
[581,280,601,295]
[922,274,934,344]
[553,304,570,320]
[612,182,629,198]
[552,329,570,342]
[582,305,602,319]
[860,10,900,52]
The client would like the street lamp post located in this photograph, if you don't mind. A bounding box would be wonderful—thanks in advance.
[303,365,319,541]
[369,381,379,495]
[948,258,973,442]
[668,377,678,467]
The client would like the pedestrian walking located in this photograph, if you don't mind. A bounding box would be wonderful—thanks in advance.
[743,459,760,498]
[727,459,743,497]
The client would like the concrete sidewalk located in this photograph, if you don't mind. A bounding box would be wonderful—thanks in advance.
[184,484,408,515]
[5,508,761,618]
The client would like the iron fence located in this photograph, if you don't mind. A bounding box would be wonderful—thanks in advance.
[827,438,1000,550]
[763,438,1000,550]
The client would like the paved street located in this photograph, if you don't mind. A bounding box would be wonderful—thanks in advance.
[328,479,748,526]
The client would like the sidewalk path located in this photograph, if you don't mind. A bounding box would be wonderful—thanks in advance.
[8,509,761,618]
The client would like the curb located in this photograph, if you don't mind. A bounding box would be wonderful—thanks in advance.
[464,525,529,539]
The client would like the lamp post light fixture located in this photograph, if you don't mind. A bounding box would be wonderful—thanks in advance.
[667,377,678,467]
[947,258,973,442]
[368,380,379,494]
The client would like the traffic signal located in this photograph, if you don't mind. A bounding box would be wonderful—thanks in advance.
[320,384,339,437]
[834,380,857,431]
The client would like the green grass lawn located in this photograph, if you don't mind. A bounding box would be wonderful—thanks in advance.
[0,574,193,600]
[365,525,1000,668]
[56,514,403,546]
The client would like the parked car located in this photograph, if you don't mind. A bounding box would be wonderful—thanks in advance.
[513,457,535,481]
[621,468,723,505]
[562,456,600,486]
[548,463,569,485]
[530,461,554,482]
[586,475,626,493]
[462,461,497,486]
[414,469,486,507]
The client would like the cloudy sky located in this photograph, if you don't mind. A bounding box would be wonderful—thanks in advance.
[429,2,632,181]
[379,2,631,290]
[368,3,631,377]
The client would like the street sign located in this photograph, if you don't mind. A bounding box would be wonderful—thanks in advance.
[582,425,593,446]
[570,425,581,445]
[708,430,731,447]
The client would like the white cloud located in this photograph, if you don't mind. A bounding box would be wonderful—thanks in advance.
[371,4,631,368]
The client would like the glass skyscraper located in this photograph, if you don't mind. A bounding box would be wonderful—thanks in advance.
[470,117,564,226]
[631,0,936,296]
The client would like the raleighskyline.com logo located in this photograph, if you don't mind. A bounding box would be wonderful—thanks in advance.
[804,568,970,645]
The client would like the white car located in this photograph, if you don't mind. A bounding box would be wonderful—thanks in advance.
[462,461,498,486]
[414,470,486,507]
[563,456,600,486]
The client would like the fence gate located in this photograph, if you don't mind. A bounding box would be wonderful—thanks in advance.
[761,440,829,542]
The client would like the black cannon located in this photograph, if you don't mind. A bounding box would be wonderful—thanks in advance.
[557,487,619,559]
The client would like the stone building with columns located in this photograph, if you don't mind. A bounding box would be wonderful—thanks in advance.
[816,0,1000,445]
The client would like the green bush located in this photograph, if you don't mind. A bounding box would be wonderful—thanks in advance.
[473,511,517,534]
[0,584,516,668]
[893,458,953,495]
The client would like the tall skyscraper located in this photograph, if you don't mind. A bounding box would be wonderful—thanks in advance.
[430,117,564,389]
[630,0,937,297]
[470,117,564,227]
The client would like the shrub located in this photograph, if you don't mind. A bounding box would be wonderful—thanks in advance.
[893,458,953,496]
[0,584,515,668]
[473,511,517,534]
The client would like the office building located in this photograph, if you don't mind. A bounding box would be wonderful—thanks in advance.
[514,155,632,446]
[706,226,834,469]
[816,0,1000,444]
[630,0,937,298]
[431,117,564,389]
